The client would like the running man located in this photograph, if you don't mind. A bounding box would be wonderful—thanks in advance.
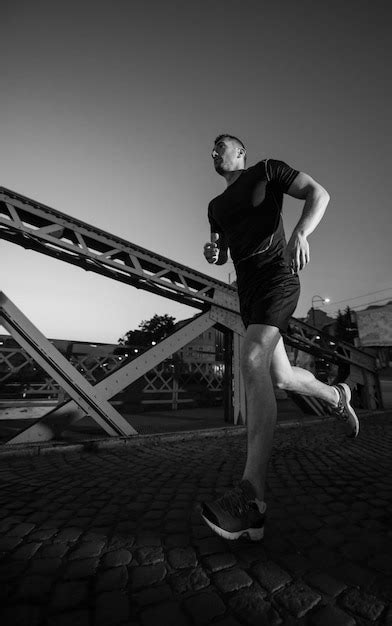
[201,134,359,541]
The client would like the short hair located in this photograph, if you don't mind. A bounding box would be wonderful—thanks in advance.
[214,134,247,164]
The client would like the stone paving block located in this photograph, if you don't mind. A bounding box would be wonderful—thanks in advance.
[329,562,376,588]
[7,522,36,537]
[63,557,100,579]
[308,546,339,570]
[194,536,227,556]
[136,546,165,565]
[304,570,347,598]
[164,520,189,533]
[39,542,70,558]
[131,564,167,590]
[50,580,88,611]
[295,515,322,531]
[213,567,253,593]
[29,528,58,541]
[0,535,23,551]
[277,553,312,576]
[134,583,173,607]
[140,600,191,626]
[12,541,42,560]
[52,528,84,543]
[164,533,190,548]
[227,539,270,568]
[47,609,90,626]
[274,581,321,618]
[192,524,213,539]
[183,590,226,624]
[310,605,356,626]
[134,532,162,547]
[102,548,132,568]
[339,587,385,621]
[0,519,16,533]
[94,590,130,625]
[252,560,292,593]
[69,540,106,560]
[169,566,210,594]
[106,536,136,552]
[167,546,198,569]
[228,587,281,626]
[203,552,237,572]
[96,565,128,591]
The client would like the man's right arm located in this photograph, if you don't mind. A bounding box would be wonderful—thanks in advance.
[203,232,228,265]
[205,203,229,265]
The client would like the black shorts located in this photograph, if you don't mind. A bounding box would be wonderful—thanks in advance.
[235,256,301,334]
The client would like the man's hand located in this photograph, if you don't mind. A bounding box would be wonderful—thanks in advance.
[286,231,310,273]
[203,233,220,264]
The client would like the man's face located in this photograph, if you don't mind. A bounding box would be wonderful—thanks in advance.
[211,138,244,175]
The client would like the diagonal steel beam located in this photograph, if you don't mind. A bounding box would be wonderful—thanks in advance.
[5,308,217,443]
[0,292,137,441]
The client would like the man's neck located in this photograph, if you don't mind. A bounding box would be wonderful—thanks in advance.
[224,169,245,187]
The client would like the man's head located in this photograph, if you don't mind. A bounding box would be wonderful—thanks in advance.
[211,134,247,175]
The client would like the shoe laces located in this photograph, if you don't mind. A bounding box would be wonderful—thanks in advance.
[218,485,253,518]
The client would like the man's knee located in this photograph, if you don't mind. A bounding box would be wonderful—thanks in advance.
[241,344,272,378]
[241,325,280,378]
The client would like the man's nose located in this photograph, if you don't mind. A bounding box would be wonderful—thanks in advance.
[212,149,219,158]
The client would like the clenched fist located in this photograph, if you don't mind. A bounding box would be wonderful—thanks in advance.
[203,233,220,264]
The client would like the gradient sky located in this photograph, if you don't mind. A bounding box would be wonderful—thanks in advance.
[1,0,391,343]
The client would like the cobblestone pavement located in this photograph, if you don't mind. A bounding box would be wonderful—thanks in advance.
[0,413,391,626]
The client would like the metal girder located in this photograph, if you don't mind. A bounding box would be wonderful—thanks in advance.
[0,187,238,314]
[4,308,217,443]
[285,319,375,372]
[0,292,137,441]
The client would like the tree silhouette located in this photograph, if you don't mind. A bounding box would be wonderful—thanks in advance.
[118,314,176,348]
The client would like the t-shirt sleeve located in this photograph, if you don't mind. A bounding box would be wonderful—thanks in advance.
[266,159,300,192]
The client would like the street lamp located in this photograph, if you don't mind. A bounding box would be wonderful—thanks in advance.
[311,295,330,326]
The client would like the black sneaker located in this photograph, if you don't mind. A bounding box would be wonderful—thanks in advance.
[332,383,360,438]
[200,479,266,541]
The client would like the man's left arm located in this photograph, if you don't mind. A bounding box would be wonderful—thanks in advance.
[285,172,330,273]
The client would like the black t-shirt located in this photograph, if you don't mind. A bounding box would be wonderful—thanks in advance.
[208,159,299,267]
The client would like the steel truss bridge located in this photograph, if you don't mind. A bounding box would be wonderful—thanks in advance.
[0,186,382,444]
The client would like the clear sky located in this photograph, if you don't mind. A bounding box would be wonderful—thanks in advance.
[1,0,391,343]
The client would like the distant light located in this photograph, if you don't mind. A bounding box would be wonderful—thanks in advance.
[124,353,129,357]
[134,349,139,353]
[118,356,123,360]
[90,344,97,347]
[324,298,330,303]
[329,341,335,345]
[151,341,157,346]
[315,335,321,340]
[102,362,108,367]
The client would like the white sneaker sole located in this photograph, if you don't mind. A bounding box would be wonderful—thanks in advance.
[200,512,264,541]
[339,383,360,438]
